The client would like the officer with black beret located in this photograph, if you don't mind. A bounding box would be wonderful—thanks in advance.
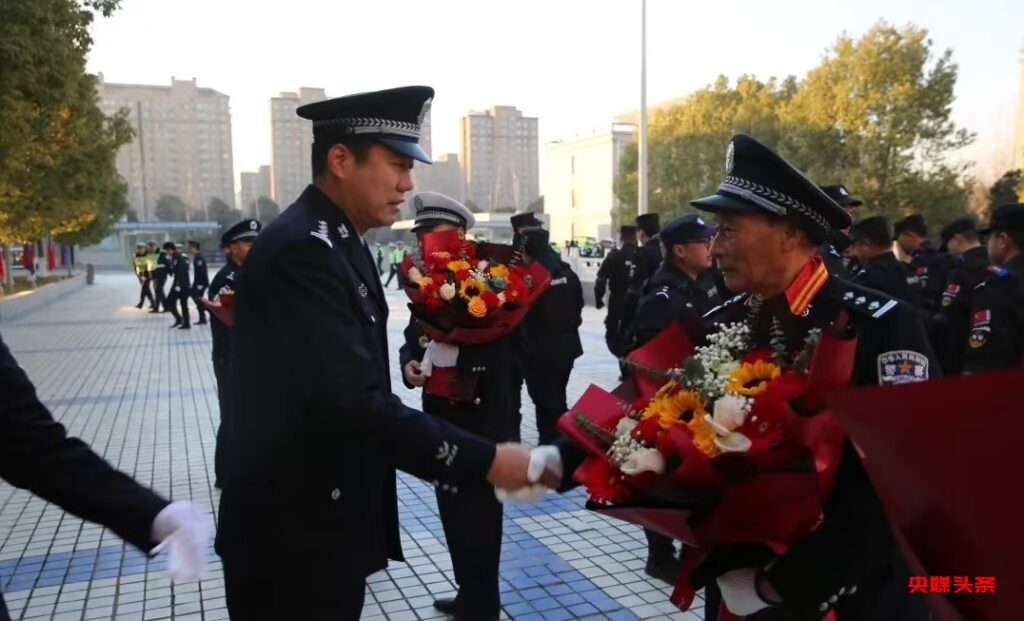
[399,192,515,621]
[963,204,1024,373]
[207,219,261,488]
[215,86,531,620]
[595,225,640,362]
[847,215,912,300]
[933,217,990,374]
[518,134,937,620]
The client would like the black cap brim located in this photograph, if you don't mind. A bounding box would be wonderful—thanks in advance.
[377,138,431,164]
[977,227,992,236]
[691,193,767,216]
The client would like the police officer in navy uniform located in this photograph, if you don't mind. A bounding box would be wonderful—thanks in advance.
[618,213,664,345]
[628,214,721,350]
[933,217,990,374]
[151,241,171,313]
[0,333,214,619]
[894,213,950,312]
[207,219,260,488]
[818,184,861,277]
[846,216,912,301]
[963,203,1024,373]
[628,213,722,584]
[187,241,209,325]
[520,134,936,621]
[594,225,639,362]
[163,242,191,329]
[399,193,514,621]
[519,227,584,444]
[215,86,531,620]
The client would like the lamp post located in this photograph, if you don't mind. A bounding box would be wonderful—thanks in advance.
[638,0,649,216]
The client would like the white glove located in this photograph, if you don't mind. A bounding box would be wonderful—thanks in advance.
[150,501,215,582]
[495,445,563,504]
[420,341,459,377]
[717,568,781,615]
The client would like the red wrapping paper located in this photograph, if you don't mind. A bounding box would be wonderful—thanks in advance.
[830,370,1023,621]
[556,322,856,612]
[201,293,234,327]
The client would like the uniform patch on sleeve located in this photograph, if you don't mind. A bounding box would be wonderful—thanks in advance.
[968,309,991,349]
[941,283,960,307]
[877,350,929,385]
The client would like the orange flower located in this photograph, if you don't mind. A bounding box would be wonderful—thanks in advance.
[686,412,720,456]
[447,259,472,272]
[488,264,510,279]
[467,296,488,317]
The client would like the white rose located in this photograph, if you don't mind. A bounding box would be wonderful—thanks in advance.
[439,283,457,301]
[408,267,423,282]
[619,447,666,476]
[477,260,489,271]
[713,394,749,431]
[615,417,639,438]
[714,431,752,453]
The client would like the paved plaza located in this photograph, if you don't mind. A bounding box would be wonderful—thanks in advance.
[0,272,706,620]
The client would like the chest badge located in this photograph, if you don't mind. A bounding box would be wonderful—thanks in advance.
[358,283,368,298]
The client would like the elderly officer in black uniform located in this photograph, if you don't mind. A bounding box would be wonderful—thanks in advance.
[846,216,912,300]
[894,213,950,312]
[0,333,213,619]
[162,242,191,329]
[963,203,1024,373]
[628,212,722,584]
[595,225,639,363]
[399,192,514,621]
[187,241,209,325]
[519,227,584,444]
[215,86,531,620]
[818,184,861,276]
[517,134,937,620]
[933,217,990,374]
[207,219,260,488]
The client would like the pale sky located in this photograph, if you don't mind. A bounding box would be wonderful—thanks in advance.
[86,0,1024,194]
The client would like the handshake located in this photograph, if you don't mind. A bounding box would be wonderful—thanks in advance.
[486,443,565,503]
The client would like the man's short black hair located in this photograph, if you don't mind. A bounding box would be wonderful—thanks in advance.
[311,135,377,179]
[1006,230,1024,252]
[162,241,175,251]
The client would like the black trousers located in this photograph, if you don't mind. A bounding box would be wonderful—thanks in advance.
[166,288,190,326]
[524,357,574,444]
[153,274,167,311]
[223,552,366,620]
[436,481,503,616]
[190,285,208,322]
[383,263,398,287]
[212,356,229,485]
[137,276,154,307]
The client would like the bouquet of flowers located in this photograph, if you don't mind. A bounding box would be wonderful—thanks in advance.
[557,305,857,612]
[402,228,550,400]
[200,290,235,327]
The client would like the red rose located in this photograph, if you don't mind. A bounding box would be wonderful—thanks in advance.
[481,290,500,310]
[504,279,527,301]
[455,269,471,282]
[430,273,447,286]
[740,373,807,450]
[631,416,661,445]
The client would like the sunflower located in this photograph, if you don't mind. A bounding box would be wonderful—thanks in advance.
[459,278,486,300]
[686,412,720,457]
[641,382,706,430]
[488,264,510,279]
[447,259,472,272]
[725,360,781,397]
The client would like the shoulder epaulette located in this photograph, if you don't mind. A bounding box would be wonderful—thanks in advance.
[837,283,898,319]
[702,293,748,319]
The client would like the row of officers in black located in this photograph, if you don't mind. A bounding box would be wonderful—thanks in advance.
[596,198,1024,384]
[131,240,210,328]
